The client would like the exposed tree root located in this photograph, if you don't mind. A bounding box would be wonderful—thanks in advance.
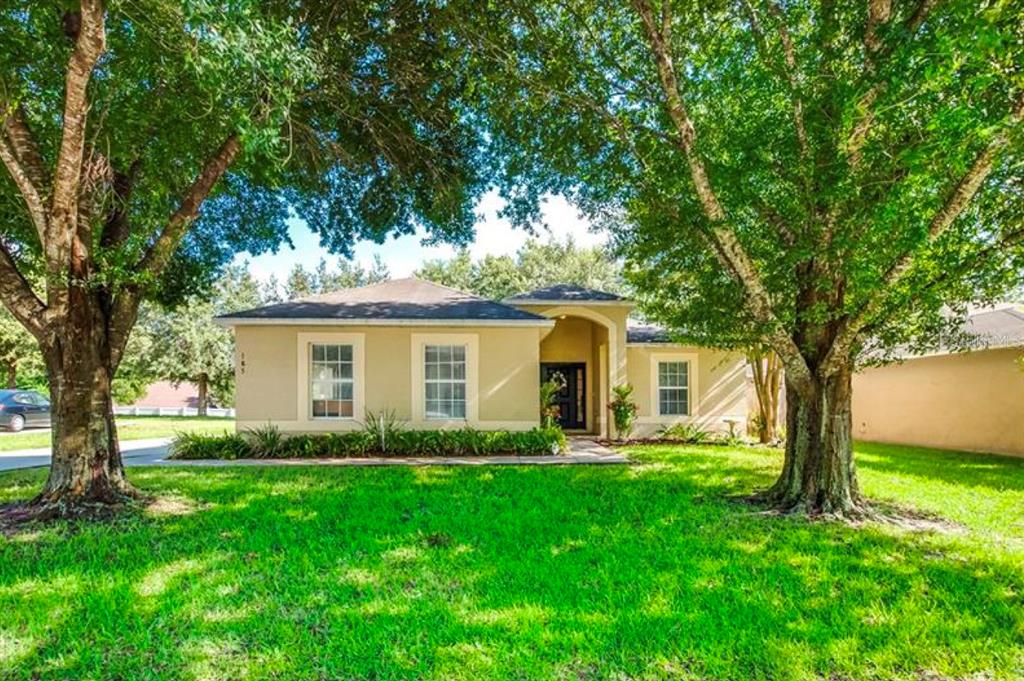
[740,489,965,533]
[1,485,149,533]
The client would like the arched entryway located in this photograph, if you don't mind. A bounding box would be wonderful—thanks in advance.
[535,306,618,437]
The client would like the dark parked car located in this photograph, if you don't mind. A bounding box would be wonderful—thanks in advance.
[0,390,51,432]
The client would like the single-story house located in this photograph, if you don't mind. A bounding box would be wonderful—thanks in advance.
[852,305,1024,457]
[217,278,747,438]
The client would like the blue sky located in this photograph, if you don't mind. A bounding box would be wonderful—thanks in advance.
[239,191,607,282]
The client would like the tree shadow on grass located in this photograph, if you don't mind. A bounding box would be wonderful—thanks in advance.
[854,441,1024,493]
[0,455,1022,680]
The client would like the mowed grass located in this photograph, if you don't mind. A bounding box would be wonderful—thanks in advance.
[0,417,234,452]
[1,442,1022,680]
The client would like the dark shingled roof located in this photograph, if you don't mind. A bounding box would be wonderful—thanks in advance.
[626,323,673,344]
[960,306,1024,349]
[864,304,1024,360]
[218,278,550,323]
[505,284,627,302]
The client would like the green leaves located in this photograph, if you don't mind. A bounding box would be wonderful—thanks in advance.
[1,0,493,309]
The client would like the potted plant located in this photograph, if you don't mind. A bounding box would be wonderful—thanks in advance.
[539,372,567,429]
[608,384,638,441]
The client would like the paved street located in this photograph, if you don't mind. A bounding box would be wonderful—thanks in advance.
[0,438,172,472]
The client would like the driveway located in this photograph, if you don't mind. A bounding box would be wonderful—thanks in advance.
[0,438,172,472]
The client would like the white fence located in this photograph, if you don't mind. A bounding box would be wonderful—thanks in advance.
[114,406,235,418]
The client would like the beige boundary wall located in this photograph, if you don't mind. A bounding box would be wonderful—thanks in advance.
[852,347,1024,457]
[626,345,748,438]
[234,324,543,433]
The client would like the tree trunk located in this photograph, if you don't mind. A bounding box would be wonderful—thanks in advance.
[196,373,208,417]
[748,349,781,443]
[31,295,139,513]
[5,361,15,389]
[761,362,863,516]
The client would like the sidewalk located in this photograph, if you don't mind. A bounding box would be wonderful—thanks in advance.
[0,437,627,472]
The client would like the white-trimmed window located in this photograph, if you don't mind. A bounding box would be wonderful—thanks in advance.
[310,344,354,418]
[424,344,466,419]
[658,361,689,415]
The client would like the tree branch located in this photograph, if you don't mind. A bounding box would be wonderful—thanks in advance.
[905,0,938,34]
[858,223,1024,340]
[47,0,105,274]
[746,1,812,166]
[864,0,892,56]
[1,103,49,195]
[630,0,816,394]
[100,159,140,249]
[0,130,48,242]
[107,292,139,370]
[137,133,241,276]
[0,240,47,339]
[820,92,1024,375]
[845,0,940,168]
[109,135,239,365]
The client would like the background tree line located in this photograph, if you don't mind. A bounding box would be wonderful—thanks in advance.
[414,238,623,300]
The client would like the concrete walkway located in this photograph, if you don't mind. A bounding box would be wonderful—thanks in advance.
[0,437,626,472]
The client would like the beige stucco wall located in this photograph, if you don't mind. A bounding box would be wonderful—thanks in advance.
[233,324,543,432]
[230,303,750,440]
[852,347,1024,457]
[626,345,748,437]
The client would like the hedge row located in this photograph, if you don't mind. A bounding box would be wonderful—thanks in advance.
[170,426,566,460]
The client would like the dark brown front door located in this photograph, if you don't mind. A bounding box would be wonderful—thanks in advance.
[540,363,586,430]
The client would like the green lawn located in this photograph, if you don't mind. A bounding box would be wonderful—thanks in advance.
[0,417,235,452]
[1,442,1022,680]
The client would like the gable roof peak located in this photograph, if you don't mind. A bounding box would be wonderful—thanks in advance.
[505,283,630,304]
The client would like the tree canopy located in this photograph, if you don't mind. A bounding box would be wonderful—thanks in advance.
[466,0,1024,515]
[0,0,498,510]
[415,238,624,300]
[471,0,1023,356]
[1,0,491,308]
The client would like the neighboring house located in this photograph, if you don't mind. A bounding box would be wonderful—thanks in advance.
[217,278,747,437]
[853,305,1024,457]
[129,380,204,409]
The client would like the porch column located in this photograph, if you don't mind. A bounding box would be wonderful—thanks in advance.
[599,342,608,438]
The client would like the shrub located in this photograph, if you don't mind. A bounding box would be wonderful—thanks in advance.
[363,409,404,454]
[169,426,566,459]
[607,384,638,441]
[659,423,712,444]
[245,423,286,458]
[171,431,250,459]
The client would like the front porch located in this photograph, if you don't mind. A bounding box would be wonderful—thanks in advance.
[534,308,623,438]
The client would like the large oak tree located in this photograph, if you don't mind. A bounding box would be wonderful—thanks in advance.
[0,0,488,515]
[472,0,1023,516]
